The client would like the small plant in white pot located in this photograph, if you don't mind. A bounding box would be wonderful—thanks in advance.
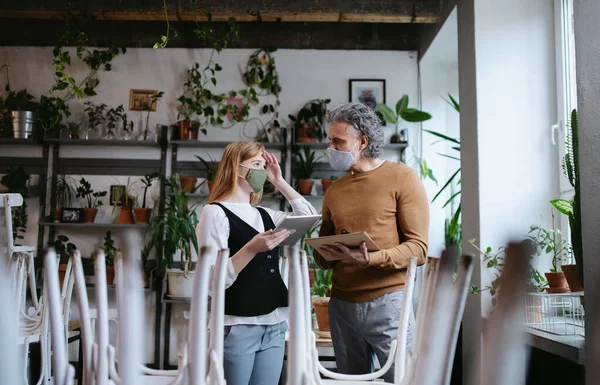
[144,175,199,297]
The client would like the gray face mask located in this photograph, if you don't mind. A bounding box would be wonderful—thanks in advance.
[326,140,359,171]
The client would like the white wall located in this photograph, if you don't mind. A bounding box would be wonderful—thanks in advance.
[0,46,419,364]
[419,8,460,257]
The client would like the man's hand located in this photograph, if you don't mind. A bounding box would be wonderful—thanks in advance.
[318,241,370,266]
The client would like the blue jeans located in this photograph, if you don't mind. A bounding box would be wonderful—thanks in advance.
[223,321,288,385]
[328,290,414,383]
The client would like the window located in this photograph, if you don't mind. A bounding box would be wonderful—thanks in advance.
[553,0,577,238]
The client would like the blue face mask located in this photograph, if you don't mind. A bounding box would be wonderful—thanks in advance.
[326,140,359,171]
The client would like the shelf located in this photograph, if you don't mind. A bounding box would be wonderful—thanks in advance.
[0,138,41,145]
[171,140,283,150]
[294,142,408,150]
[40,222,148,229]
[44,138,160,147]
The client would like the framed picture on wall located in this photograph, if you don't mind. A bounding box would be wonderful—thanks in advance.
[109,185,125,206]
[129,89,158,111]
[348,79,386,110]
[60,208,84,223]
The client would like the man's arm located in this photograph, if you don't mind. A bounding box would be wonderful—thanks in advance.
[312,199,337,270]
[367,170,429,269]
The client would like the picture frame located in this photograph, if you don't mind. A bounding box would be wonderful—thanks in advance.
[226,97,244,120]
[60,208,84,223]
[109,185,126,206]
[129,89,158,111]
[348,79,386,110]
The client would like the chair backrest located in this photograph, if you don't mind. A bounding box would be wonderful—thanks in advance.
[94,249,110,385]
[72,249,94,385]
[468,242,530,385]
[45,248,76,385]
[286,246,307,385]
[0,193,23,256]
[208,249,230,385]
[0,249,21,384]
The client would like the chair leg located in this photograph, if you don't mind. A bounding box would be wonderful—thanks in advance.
[77,333,83,385]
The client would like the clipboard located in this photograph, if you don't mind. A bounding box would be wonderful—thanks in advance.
[305,232,380,260]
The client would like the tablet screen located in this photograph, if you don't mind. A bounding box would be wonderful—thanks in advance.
[274,215,322,246]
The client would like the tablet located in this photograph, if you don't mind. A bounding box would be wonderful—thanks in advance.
[305,232,380,260]
[274,215,322,246]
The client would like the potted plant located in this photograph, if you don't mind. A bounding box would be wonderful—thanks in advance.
[195,154,219,194]
[177,66,202,140]
[92,231,117,285]
[139,91,164,141]
[296,146,321,195]
[321,175,337,194]
[112,178,136,224]
[289,99,330,143]
[376,95,432,143]
[84,101,107,140]
[66,122,81,139]
[76,178,107,222]
[134,172,159,223]
[105,104,125,140]
[300,219,321,288]
[312,268,332,332]
[1,166,30,242]
[0,67,37,138]
[54,172,78,222]
[551,109,583,294]
[527,218,571,293]
[47,235,77,286]
[144,175,200,297]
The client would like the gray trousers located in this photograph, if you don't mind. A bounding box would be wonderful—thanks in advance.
[328,290,414,383]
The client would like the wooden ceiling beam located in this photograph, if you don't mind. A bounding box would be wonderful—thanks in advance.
[0,10,439,24]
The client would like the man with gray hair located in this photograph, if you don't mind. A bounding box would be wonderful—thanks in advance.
[313,102,429,382]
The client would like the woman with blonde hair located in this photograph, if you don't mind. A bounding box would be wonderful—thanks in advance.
[196,141,318,385]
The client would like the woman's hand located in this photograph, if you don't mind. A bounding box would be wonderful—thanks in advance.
[243,229,290,254]
[263,151,283,183]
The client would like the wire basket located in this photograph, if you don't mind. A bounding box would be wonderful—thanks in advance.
[523,292,585,336]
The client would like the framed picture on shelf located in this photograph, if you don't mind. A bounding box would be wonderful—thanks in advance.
[348,79,386,110]
[129,89,158,111]
[109,185,125,206]
[60,208,84,223]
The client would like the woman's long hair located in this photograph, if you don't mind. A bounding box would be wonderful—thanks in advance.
[208,141,265,205]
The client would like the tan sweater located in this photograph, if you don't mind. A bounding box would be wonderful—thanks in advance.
[313,161,429,302]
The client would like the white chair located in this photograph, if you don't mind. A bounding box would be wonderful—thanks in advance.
[0,247,22,385]
[206,249,230,385]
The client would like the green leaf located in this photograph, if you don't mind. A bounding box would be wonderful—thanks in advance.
[550,199,573,216]
[396,95,409,115]
[211,78,217,86]
[401,109,432,122]
[431,168,461,203]
[442,191,461,209]
[375,104,398,125]
[423,129,461,145]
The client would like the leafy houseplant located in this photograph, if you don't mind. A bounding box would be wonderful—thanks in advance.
[1,166,30,242]
[112,178,136,224]
[134,172,159,223]
[144,175,200,297]
[66,122,81,139]
[76,178,107,222]
[376,94,433,143]
[92,231,117,285]
[194,154,219,194]
[551,109,583,292]
[295,146,322,196]
[105,104,125,140]
[289,99,330,143]
[142,91,164,141]
[54,173,78,222]
[177,65,204,139]
[312,268,332,332]
[0,65,37,138]
[48,234,76,285]
[84,101,107,140]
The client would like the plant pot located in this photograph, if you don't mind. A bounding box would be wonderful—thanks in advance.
[297,179,314,195]
[117,208,134,224]
[54,208,61,222]
[178,120,200,140]
[312,296,330,331]
[180,176,197,193]
[561,264,583,292]
[12,111,35,139]
[189,121,200,140]
[83,208,98,223]
[58,263,68,287]
[167,269,195,297]
[308,268,315,288]
[208,180,214,194]
[297,125,317,143]
[142,271,149,288]
[134,208,152,223]
[545,272,569,293]
[390,133,402,143]
[321,179,333,194]
[106,266,115,285]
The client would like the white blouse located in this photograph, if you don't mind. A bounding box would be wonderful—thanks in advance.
[196,198,318,326]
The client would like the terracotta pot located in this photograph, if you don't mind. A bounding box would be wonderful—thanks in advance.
[178,120,200,140]
[321,179,333,194]
[142,271,149,288]
[58,263,68,287]
[297,125,317,143]
[83,208,98,223]
[312,296,330,331]
[208,180,214,194]
[133,208,152,223]
[545,272,569,293]
[309,268,315,288]
[561,264,583,292]
[297,179,314,195]
[106,266,115,285]
[117,208,134,224]
[189,121,200,140]
[54,208,61,222]
[180,176,198,193]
